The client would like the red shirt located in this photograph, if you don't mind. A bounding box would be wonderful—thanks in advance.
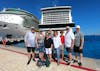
[60,35,64,44]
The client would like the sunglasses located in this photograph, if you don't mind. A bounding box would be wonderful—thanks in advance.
[66,28,69,30]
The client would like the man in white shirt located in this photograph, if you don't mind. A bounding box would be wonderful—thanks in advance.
[65,26,75,65]
[24,27,37,64]
[53,31,61,65]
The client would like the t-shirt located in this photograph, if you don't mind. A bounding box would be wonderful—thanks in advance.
[37,33,44,47]
[74,31,84,47]
[44,37,53,48]
[53,36,61,48]
[24,31,36,47]
[60,35,64,44]
[65,31,75,47]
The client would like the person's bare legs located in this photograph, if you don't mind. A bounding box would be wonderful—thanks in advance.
[27,52,32,65]
[46,54,51,61]
[61,45,64,60]
[27,52,31,59]
[75,53,82,66]
[69,53,72,62]
[61,51,64,60]
[39,53,44,60]
[32,52,35,60]
[75,53,78,60]
[74,53,78,62]
[32,52,35,59]
[67,52,72,65]
[79,53,83,63]
[73,53,79,63]
[49,54,52,61]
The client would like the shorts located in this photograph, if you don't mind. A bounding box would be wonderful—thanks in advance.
[39,46,45,53]
[66,47,72,53]
[60,44,64,51]
[74,46,83,53]
[27,47,35,53]
[45,48,52,54]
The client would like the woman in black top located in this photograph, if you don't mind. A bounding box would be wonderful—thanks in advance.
[44,32,53,61]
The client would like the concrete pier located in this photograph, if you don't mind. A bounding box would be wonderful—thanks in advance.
[0,45,99,71]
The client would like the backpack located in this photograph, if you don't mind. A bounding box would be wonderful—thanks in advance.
[35,48,39,58]
[45,58,50,67]
[44,54,50,67]
[36,59,45,67]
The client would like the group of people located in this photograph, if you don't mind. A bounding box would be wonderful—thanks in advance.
[24,25,84,66]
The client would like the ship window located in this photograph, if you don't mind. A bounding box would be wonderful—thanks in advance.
[15,27,18,29]
[0,25,2,26]
[3,24,7,27]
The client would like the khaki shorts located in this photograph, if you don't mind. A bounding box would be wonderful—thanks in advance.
[60,44,64,51]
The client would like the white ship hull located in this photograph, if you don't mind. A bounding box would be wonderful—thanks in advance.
[0,8,39,38]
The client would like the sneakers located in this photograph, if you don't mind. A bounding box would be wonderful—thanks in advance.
[33,58,36,62]
[73,59,78,63]
[78,62,82,66]
[27,58,31,65]
[67,61,72,65]
[57,61,60,65]
[27,56,32,65]
[27,60,31,65]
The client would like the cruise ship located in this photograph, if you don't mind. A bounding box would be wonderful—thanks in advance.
[39,6,75,35]
[39,6,75,31]
[0,8,39,38]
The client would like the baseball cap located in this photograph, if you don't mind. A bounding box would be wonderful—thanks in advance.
[30,27,35,30]
[76,25,80,28]
[66,26,70,29]
[39,29,43,32]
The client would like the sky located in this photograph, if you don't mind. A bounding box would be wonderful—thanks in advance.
[0,0,100,35]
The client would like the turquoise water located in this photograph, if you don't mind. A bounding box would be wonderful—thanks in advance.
[13,36,100,59]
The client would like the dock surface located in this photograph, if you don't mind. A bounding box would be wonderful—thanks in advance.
[0,45,99,71]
